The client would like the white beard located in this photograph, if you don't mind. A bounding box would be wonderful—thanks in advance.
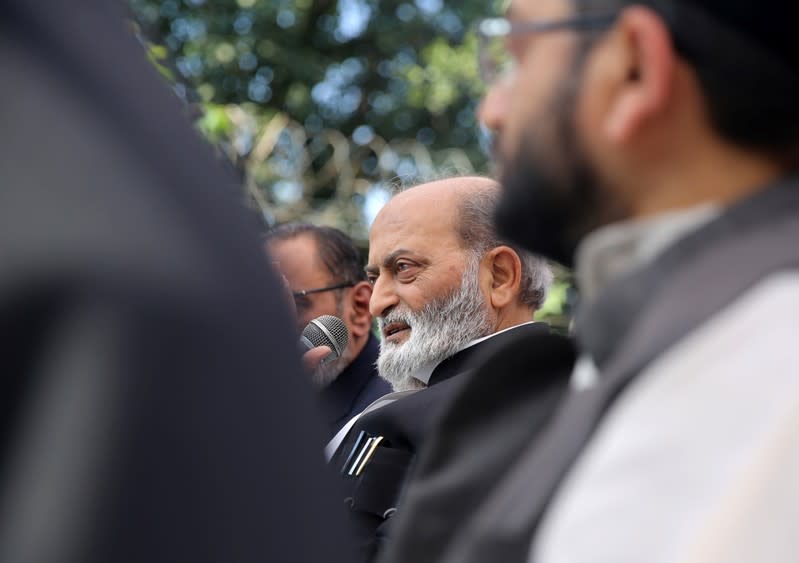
[376,254,493,392]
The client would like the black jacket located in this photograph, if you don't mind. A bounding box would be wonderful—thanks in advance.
[0,3,351,561]
[378,327,574,563]
[332,322,554,562]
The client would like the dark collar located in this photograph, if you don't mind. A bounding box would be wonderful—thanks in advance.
[428,322,550,387]
[576,172,799,370]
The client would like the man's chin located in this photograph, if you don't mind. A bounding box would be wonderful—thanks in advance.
[376,343,422,392]
[311,356,345,388]
[496,178,556,262]
[495,151,588,268]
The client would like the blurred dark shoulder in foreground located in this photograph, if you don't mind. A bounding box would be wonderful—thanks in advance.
[0,2,351,562]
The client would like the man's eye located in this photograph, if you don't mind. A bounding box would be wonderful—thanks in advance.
[366,276,377,286]
[395,261,418,280]
[294,297,311,311]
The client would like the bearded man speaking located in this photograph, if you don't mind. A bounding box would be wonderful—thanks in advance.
[327,176,552,562]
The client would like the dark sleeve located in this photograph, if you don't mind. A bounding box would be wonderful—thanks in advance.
[377,333,576,563]
[0,3,353,562]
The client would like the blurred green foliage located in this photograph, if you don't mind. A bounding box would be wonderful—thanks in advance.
[130,0,507,167]
[197,103,234,140]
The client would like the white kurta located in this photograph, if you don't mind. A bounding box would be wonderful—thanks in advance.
[533,271,799,562]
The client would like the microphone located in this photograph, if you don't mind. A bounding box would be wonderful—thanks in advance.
[298,315,349,363]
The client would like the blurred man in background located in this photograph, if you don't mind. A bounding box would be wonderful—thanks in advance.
[381,0,799,562]
[331,176,557,562]
[265,224,389,436]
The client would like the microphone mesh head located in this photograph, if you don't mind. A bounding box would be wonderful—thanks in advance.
[301,315,349,358]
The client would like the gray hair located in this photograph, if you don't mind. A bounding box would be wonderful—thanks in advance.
[456,184,553,310]
[394,175,553,309]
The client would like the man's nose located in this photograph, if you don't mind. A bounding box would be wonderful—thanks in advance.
[369,276,399,319]
[477,80,509,132]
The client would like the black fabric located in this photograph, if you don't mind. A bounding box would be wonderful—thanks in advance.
[0,3,352,562]
[321,333,391,437]
[332,322,550,563]
[645,0,799,70]
[379,330,575,563]
[391,173,799,563]
[349,447,415,518]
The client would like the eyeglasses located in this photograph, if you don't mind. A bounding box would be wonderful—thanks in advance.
[292,281,356,298]
[476,13,617,85]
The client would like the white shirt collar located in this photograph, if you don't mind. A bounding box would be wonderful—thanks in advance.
[412,321,540,385]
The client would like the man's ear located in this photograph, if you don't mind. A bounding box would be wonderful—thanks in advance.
[346,281,373,338]
[482,246,522,310]
[602,6,676,143]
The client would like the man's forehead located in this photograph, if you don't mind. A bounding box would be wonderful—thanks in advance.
[370,208,457,243]
[270,234,326,272]
[270,232,318,258]
[368,197,460,260]
[374,185,460,227]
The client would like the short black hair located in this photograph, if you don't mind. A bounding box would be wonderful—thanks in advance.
[264,223,366,284]
[577,0,799,162]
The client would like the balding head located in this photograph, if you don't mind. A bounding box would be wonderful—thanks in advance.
[369,176,488,256]
[367,176,481,327]
[366,176,552,391]
[375,176,552,308]
[385,175,496,213]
